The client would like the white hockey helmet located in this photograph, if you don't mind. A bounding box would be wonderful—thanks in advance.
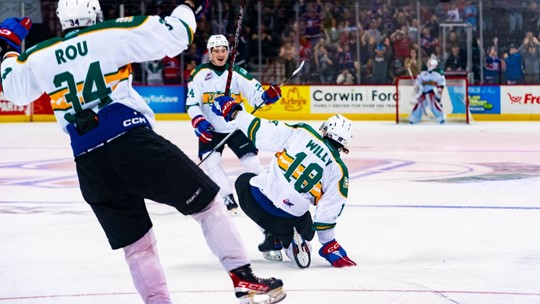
[320,114,354,154]
[427,57,438,71]
[207,34,229,52]
[57,0,103,31]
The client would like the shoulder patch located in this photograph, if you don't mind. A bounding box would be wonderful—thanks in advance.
[189,63,211,82]
[233,65,254,80]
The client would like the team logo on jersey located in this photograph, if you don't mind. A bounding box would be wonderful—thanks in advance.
[205,72,212,81]
[282,199,293,207]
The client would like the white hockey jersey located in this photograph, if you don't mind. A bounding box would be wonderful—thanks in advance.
[233,111,349,238]
[186,63,266,133]
[0,6,196,133]
[416,67,446,94]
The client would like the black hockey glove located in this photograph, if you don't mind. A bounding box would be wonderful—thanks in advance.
[178,0,208,20]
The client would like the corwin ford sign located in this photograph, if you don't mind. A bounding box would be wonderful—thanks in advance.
[133,85,186,113]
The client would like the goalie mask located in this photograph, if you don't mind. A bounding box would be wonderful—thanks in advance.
[320,114,353,154]
[427,58,438,71]
[57,0,103,32]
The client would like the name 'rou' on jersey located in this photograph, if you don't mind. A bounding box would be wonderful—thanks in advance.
[0,7,196,133]
[185,63,265,133]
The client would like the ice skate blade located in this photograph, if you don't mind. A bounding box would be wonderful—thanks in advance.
[292,227,311,269]
[262,250,283,262]
[238,287,287,304]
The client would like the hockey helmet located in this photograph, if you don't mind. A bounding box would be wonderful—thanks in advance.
[57,0,103,32]
[320,114,353,154]
[207,34,229,52]
[427,57,438,71]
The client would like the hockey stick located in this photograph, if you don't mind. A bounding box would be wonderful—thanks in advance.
[224,0,246,96]
[197,61,305,166]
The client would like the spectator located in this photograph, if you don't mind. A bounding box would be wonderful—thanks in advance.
[299,35,313,83]
[279,40,298,84]
[335,44,355,74]
[336,68,355,84]
[390,29,411,61]
[370,42,393,84]
[389,58,406,83]
[182,59,197,84]
[407,18,420,41]
[365,19,382,46]
[325,18,341,50]
[404,48,420,76]
[463,0,478,31]
[162,56,180,84]
[507,0,524,35]
[315,43,335,84]
[393,10,409,31]
[144,59,164,85]
[503,44,523,84]
[445,45,467,73]
[184,43,202,65]
[420,26,438,57]
[522,1,539,35]
[302,4,322,46]
[484,46,502,84]
[445,1,461,22]
[519,37,540,84]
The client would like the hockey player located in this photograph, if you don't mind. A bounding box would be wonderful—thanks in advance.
[0,1,285,304]
[186,34,282,214]
[211,95,357,269]
[409,56,446,124]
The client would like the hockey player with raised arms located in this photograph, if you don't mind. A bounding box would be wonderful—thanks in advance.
[409,56,447,124]
[0,1,286,303]
[186,34,281,215]
[211,95,357,269]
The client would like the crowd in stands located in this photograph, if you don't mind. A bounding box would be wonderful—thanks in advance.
[32,0,540,85]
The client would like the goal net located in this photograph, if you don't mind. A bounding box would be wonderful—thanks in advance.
[395,76,470,124]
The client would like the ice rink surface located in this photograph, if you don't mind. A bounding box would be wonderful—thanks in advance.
[1,120,539,304]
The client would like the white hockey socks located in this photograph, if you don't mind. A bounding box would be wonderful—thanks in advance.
[239,153,264,175]
[191,198,250,271]
[203,152,234,198]
[123,229,172,304]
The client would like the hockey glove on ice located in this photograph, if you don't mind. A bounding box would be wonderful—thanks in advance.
[212,95,242,122]
[178,0,208,19]
[0,17,32,53]
[261,84,282,105]
[319,239,357,268]
[191,115,214,143]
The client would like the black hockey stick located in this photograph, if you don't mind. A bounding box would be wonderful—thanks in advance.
[198,60,305,166]
[224,0,246,96]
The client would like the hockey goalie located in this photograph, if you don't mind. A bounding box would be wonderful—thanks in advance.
[409,56,446,124]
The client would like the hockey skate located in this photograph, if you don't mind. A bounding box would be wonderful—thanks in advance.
[224,194,239,215]
[285,227,311,269]
[258,232,283,262]
[229,264,286,304]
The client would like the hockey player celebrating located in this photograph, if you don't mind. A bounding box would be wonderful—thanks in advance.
[0,1,286,303]
[186,34,282,215]
[211,95,357,269]
[409,56,447,124]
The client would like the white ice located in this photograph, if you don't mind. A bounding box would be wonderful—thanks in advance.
[1,120,539,304]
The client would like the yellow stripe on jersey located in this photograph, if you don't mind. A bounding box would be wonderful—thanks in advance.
[312,222,336,231]
[247,118,261,143]
[179,19,194,44]
[49,65,131,111]
[201,92,242,105]
[275,150,322,199]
